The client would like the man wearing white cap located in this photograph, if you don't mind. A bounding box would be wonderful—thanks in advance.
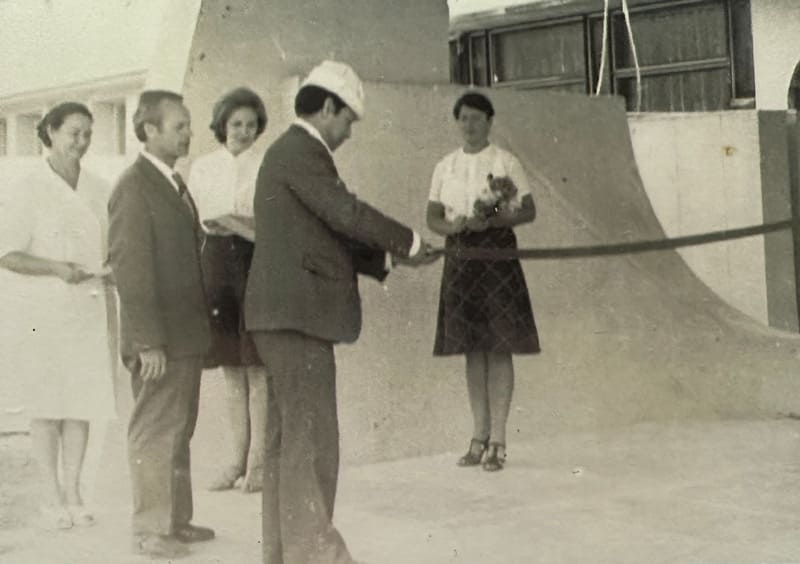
[244,60,438,564]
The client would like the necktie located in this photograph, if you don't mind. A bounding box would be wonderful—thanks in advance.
[172,171,205,252]
[172,172,198,221]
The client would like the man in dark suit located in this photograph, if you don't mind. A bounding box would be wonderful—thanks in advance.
[244,61,438,564]
[108,90,215,559]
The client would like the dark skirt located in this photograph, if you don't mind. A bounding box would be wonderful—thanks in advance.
[433,227,540,356]
[201,234,262,368]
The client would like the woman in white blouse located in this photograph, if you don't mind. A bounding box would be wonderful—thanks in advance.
[0,102,115,527]
[427,92,540,472]
[189,87,268,493]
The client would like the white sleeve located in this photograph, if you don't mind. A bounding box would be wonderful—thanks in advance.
[0,178,35,258]
[428,158,445,203]
[187,157,211,222]
[507,154,532,197]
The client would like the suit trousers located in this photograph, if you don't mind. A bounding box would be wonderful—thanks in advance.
[252,330,354,564]
[127,355,203,536]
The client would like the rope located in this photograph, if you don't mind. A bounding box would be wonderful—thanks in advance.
[594,0,611,95]
[621,0,643,112]
[594,0,642,112]
[432,218,795,261]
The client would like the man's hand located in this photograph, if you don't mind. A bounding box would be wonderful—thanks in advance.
[139,348,167,383]
[394,240,442,267]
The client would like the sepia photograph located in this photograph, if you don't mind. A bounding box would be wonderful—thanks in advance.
[1,0,799,562]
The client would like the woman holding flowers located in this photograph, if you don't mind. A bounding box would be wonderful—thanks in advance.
[427,91,540,472]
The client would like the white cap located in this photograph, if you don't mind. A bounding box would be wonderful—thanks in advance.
[301,60,365,119]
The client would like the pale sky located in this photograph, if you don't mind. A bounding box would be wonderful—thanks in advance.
[448,0,536,17]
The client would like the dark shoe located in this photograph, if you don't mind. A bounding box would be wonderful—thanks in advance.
[174,523,215,543]
[482,442,506,472]
[457,438,489,467]
[132,534,190,558]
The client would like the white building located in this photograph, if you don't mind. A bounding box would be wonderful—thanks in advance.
[0,0,200,181]
[449,0,800,331]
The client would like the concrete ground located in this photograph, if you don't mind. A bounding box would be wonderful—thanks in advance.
[2,416,799,564]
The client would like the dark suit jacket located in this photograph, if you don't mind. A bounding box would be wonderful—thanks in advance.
[108,155,211,362]
[244,124,415,344]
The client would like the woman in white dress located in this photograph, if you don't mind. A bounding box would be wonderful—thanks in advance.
[189,87,268,492]
[0,102,115,527]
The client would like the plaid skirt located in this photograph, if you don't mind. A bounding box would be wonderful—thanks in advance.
[433,227,540,356]
[201,234,262,368]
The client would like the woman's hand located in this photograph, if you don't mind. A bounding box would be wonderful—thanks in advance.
[202,220,235,237]
[56,262,94,284]
[465,216,490,232]
[448,215,468,235]
[426,203,469,237]
[488,208,513,228]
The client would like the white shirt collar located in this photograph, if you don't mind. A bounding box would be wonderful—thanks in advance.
[293,118,333,156]
[141,150,180,192]
[222,143,261,166]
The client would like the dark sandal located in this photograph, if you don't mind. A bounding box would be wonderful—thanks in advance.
[482,442,506,472]
[457,438,489,467]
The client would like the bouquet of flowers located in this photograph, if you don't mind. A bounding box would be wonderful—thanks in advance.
[472,174,519,220]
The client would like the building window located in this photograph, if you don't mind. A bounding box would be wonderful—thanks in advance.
[491,19,587,93]
[612,0,754,111]
[449,32,491,86]
[0,119,6,156]
[16,113,42,156]
[451,0,755,112]
[470,32,490,86]
[449,39,469,84]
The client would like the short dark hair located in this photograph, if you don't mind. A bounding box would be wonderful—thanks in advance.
[294,85,347,117]
[133,90,184,142]
[453,91,495,120]
[209,87,268,144]
[36,102,93,148]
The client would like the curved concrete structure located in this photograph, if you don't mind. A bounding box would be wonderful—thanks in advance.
[175,3,800,464]
[322,85,800,462]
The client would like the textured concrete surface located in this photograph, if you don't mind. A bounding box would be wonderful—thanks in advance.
[2,417,800,563]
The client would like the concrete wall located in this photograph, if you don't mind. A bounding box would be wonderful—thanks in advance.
[316,85,800,461]
[181,0,448,155]
[759,111,799,331]
[751,0,800,110]
[144,0,203,92]
[628,111,772,325]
